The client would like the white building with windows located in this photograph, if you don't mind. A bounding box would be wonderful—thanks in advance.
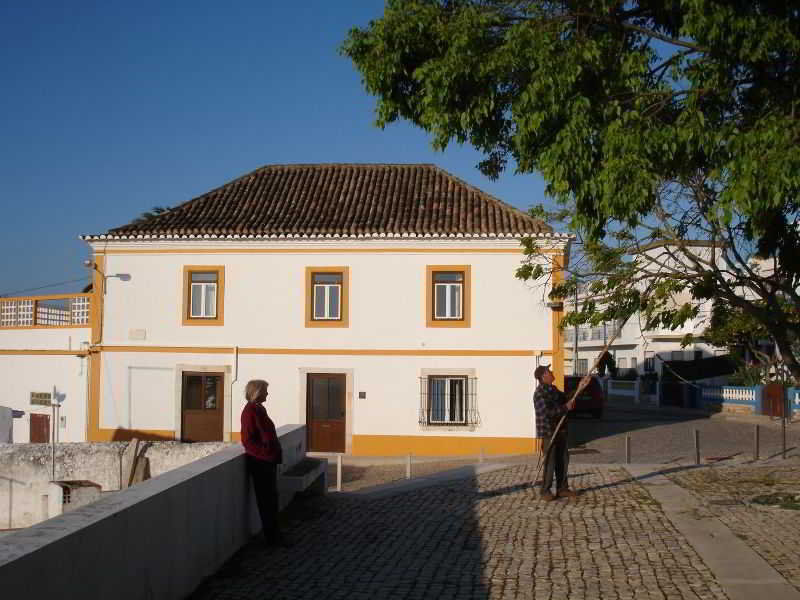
[1,163,570,455]
[563,242,725,378]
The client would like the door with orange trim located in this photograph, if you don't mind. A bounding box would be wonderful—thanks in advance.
[307,373,346,452]
[181,372,224,442]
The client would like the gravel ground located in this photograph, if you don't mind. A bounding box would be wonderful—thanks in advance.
[667,458,800,593]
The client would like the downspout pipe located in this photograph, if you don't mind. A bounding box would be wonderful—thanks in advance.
[230,346,238,441]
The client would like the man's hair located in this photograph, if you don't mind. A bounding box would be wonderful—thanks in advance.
[534,365,551,382]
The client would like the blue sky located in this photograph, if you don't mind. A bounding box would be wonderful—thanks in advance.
[0,1,550,297]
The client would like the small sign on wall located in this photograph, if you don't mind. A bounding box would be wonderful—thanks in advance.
[30,392,52,406]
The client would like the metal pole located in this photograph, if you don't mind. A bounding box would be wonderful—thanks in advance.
[782,414,787,460]
[479,447,484,464]
[51,386,56,481]
[694,429,700,465]
[753,424,760,461]
[573,286,578,375]
[625,436,631,464]
[336,454,342,492]
[406,453,412,479]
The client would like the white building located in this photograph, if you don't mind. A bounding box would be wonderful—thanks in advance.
[564,241,725,378]
[1,163,571,455]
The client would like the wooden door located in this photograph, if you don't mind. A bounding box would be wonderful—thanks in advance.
[181,372,224,442]
[763,383,786,417]
[30,413,50,443]
[307,373,346,452]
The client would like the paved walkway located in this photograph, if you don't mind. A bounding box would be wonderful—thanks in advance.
[666,458,800,595]
[189,460,795,600]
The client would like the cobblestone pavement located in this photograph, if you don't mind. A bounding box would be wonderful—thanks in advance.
[191,464,728,600]
[325,458,476,492]
[568,406,800,464]
[668,456,800,593]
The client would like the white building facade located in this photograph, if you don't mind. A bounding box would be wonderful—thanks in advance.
[1,164,570,455]
[563,242,725,378]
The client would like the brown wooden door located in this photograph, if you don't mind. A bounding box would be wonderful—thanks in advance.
[181,372,224,442]
[30,413,50,443]
[763,383,786,417]
[307,373,346,452]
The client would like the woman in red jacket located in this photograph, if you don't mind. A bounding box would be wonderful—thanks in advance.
[241,379,288,547]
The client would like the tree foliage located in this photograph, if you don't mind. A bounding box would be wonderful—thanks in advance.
[343,0,800,382]
[130,206,172,225]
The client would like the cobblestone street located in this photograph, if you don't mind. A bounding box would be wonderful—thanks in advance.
[191,464,729,600]
[668,457,800,593]
[569,406,800,464]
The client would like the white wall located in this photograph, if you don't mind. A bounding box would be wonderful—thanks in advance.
[0,353,88,443]
[98,240,554,351]
[85,239,562,446]
[0,328,89,351]
[99,351,539,440]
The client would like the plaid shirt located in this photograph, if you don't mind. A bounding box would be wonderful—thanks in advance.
[533,383,568,439]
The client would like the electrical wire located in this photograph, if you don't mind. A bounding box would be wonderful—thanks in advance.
[0,276,89,297]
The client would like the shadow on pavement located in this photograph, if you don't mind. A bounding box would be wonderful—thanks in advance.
[568,406,710,448]
[189,474,492,599]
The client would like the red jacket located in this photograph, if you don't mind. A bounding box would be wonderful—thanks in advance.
[240,402,282,463]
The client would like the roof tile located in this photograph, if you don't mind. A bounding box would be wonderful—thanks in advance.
[104,163,552,238]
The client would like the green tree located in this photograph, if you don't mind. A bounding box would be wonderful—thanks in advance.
[704,298,799,384]
[342,0,800,382]
[130,206,172,225]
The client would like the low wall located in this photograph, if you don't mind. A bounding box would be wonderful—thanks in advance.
[607,379,639,403]
[700,385,762,415]
[789,388,800,417]
[0,440,231,528]
[0,424,320,600]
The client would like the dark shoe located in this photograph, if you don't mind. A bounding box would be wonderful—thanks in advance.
[540,491,556,502]
[557,488,579,499]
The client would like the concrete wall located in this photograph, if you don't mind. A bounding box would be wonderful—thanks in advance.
[0,425,311,600]
[0,440,231,529]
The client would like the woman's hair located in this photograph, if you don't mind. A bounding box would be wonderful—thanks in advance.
[245,379,269,402]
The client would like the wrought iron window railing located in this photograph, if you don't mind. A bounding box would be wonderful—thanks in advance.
[419,376,480,426]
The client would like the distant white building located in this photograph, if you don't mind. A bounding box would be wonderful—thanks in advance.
[1,163,572,455]
[563,241,726,378]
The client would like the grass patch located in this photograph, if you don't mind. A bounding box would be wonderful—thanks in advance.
[752,493,800,510]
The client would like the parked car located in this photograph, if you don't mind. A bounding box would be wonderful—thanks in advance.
[564,375,605,419]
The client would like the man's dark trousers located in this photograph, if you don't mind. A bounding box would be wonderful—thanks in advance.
[246,455,279,541]
[542,430,569,493]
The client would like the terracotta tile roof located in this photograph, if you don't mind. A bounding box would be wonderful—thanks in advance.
[86,164,556,240]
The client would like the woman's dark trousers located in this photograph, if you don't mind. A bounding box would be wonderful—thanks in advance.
[246,455,279,541]
[542,430,570,492]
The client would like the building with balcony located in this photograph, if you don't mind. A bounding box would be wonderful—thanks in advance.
[563,242,726,378]
[0,163,571,455]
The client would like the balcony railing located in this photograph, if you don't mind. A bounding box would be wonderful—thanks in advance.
[564,322,621,344]
[0,294,91,328]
